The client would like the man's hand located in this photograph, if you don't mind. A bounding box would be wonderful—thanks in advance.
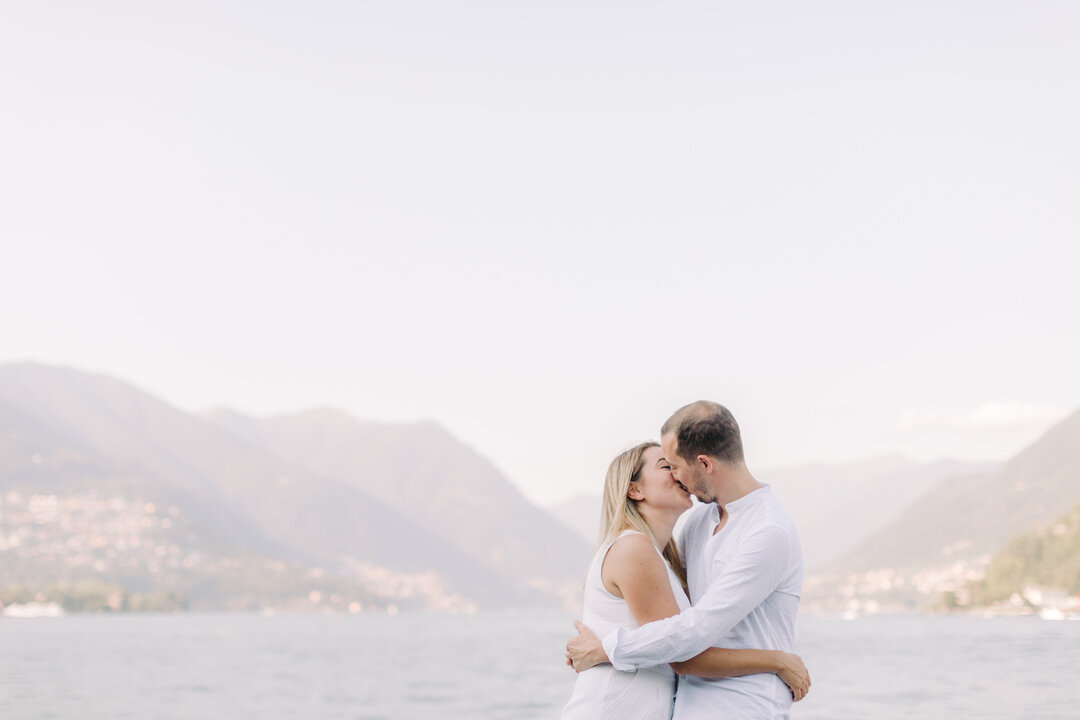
[776,652,811,701]
[564,620,609,673]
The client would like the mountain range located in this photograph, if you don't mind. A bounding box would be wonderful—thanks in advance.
[3,362,1077,614]
[804,407,1080,611]
[834,407,1080,573]
[199,406,588,596]
[0,363,588,611]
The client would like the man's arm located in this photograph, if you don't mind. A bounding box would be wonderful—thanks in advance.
[601,523,792,671]
[672,648,811,701]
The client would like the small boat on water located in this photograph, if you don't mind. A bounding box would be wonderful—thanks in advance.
[1,602,66,618]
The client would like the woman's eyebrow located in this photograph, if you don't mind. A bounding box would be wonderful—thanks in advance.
[656,457,668,466]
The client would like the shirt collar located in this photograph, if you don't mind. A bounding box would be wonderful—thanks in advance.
[724,483,771,513]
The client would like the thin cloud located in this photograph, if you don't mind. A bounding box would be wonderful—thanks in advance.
[895,402,1067,432]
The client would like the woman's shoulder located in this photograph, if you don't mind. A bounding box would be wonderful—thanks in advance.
[590,530,647,571]
[604,530,663,565]
[601,530,667,592]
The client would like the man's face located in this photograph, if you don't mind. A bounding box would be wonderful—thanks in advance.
[661,433,712,503]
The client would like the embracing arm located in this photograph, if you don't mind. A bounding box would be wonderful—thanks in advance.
[599,523,793,671]
[576,533,808,698]
[671,649,810,700]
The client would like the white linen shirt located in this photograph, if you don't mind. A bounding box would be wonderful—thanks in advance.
[600,485,803,719]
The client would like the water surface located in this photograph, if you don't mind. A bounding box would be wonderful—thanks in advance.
[2,612,1076,719]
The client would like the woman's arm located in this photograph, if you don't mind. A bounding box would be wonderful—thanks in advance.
[602,533,810,700]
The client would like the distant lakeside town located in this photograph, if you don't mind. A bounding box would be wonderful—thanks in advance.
[5,484,1078,620]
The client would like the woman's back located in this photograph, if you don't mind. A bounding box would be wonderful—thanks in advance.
[561,530,690,720]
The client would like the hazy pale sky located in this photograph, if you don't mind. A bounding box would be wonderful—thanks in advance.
[2,1,1078,505]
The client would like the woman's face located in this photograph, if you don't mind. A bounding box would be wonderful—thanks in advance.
[633,445,693,512]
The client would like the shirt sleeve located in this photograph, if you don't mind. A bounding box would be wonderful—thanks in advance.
[602,523,792,671]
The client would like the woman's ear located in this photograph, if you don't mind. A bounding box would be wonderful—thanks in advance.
[627,485,644,501]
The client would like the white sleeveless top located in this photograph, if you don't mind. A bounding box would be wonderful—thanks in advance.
[561,530,691,720]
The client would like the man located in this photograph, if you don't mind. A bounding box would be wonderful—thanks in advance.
[566,401,805,719]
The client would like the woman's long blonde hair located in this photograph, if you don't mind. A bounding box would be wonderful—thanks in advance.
[598,441,687,592]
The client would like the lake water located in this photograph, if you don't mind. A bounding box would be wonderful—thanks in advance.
[2,612,1077,719]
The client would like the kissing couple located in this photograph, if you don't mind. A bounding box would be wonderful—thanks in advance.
[562,401,809,720]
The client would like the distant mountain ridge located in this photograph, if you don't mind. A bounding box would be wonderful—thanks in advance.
[764,456,996,570]
[0,363,586,610]
[804,406,1080,612]
[834,407,1080,573]
[201,406,590,593]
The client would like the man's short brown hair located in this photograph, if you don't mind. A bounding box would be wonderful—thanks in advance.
[661,401,744,464]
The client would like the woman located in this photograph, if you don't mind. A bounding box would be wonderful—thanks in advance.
[561,441,808,720]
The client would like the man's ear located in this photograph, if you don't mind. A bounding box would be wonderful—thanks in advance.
[698,455,714,473]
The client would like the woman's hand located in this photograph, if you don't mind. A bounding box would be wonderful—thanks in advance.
[565,620,609,673]
[774,651,810,701]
